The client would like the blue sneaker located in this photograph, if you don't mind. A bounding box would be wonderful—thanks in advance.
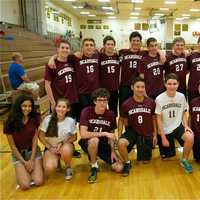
[180,159,192,173]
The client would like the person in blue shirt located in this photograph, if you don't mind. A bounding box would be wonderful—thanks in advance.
[9,52,29,89]
[8,52,39,100]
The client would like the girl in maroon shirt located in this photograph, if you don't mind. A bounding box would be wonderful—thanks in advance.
[4,94,43,190]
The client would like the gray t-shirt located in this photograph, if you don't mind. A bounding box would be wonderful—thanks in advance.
[39,115,76,146]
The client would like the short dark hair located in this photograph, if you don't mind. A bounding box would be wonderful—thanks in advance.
[82,38,95,46]
[198,37,200,44]
[165,73,179,83]
[129,31,142,42]
[103,35,116,45]
[57,39,71,48]
[131,76,145,86]
[91,88,110,101]
[173,37,185,45]
[146,37,157,47]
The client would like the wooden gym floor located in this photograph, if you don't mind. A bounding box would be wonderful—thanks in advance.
[0,122,200,200]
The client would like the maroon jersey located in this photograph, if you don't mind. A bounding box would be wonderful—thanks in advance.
[74,53,99,95]
[121,97,155,137]
[139,54,165,96]
[99,53,120,91]
[165,53,188,91]
[4,116,40,150]
[44,58,78,104]
[80,106,117,142]
[190,97,200,137]
[119,49,145,87]
[187,52,200,92]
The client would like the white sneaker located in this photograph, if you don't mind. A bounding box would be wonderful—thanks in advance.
[65,167,73,181]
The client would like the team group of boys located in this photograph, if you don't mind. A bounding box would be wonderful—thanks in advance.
[44,32,200,183]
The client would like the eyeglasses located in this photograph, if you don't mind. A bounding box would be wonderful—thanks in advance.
[96,98,108,103]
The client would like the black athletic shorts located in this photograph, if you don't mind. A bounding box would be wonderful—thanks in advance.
[79,94,94,113]
[193,136,200,162]
[157,123,184,159]
[108,90,119,116]
[78,138,113,164]
[120,127,153,161]
[70,103,80,122]
[119,86,133,115]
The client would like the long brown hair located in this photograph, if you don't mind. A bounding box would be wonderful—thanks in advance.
[46,98,71,137]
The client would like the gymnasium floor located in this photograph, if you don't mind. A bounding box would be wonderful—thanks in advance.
[1,122,200,200]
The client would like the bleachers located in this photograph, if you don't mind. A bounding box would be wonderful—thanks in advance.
[0,25,56,116]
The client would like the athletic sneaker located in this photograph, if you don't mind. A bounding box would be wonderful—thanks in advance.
[73,150,81,158]
[180,159,193,173]
[122,162,132,177]
[88,167,98,184]
[65,167,73,181]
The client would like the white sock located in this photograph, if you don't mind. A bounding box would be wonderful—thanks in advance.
[125,160,130,164]
[91,162,98,168]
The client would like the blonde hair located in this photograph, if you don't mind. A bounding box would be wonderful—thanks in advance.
[12,52,22,61]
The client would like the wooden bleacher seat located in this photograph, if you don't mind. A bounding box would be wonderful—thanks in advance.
[0,26,56,117]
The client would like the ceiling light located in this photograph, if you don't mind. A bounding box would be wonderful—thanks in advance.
[73,5,83,9]
[182,14,190,17]
[165,1,176,5]
[154,13,164,16]
[176,17,184,21]
[108,16,116,19]
[63,0,76,2]
[135,7,141,10]
[130,12,140,15]
[152,16,160,19]
[98,0,110,2]
[80,11,90,15]
[52,11,59,14]
[190,9,200,12]
[130,16,139,19]
[88,14,96,17]
[132,0,144,3]
[160,8,169,11]
[102,6,113,10]
[105,12,114,15]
